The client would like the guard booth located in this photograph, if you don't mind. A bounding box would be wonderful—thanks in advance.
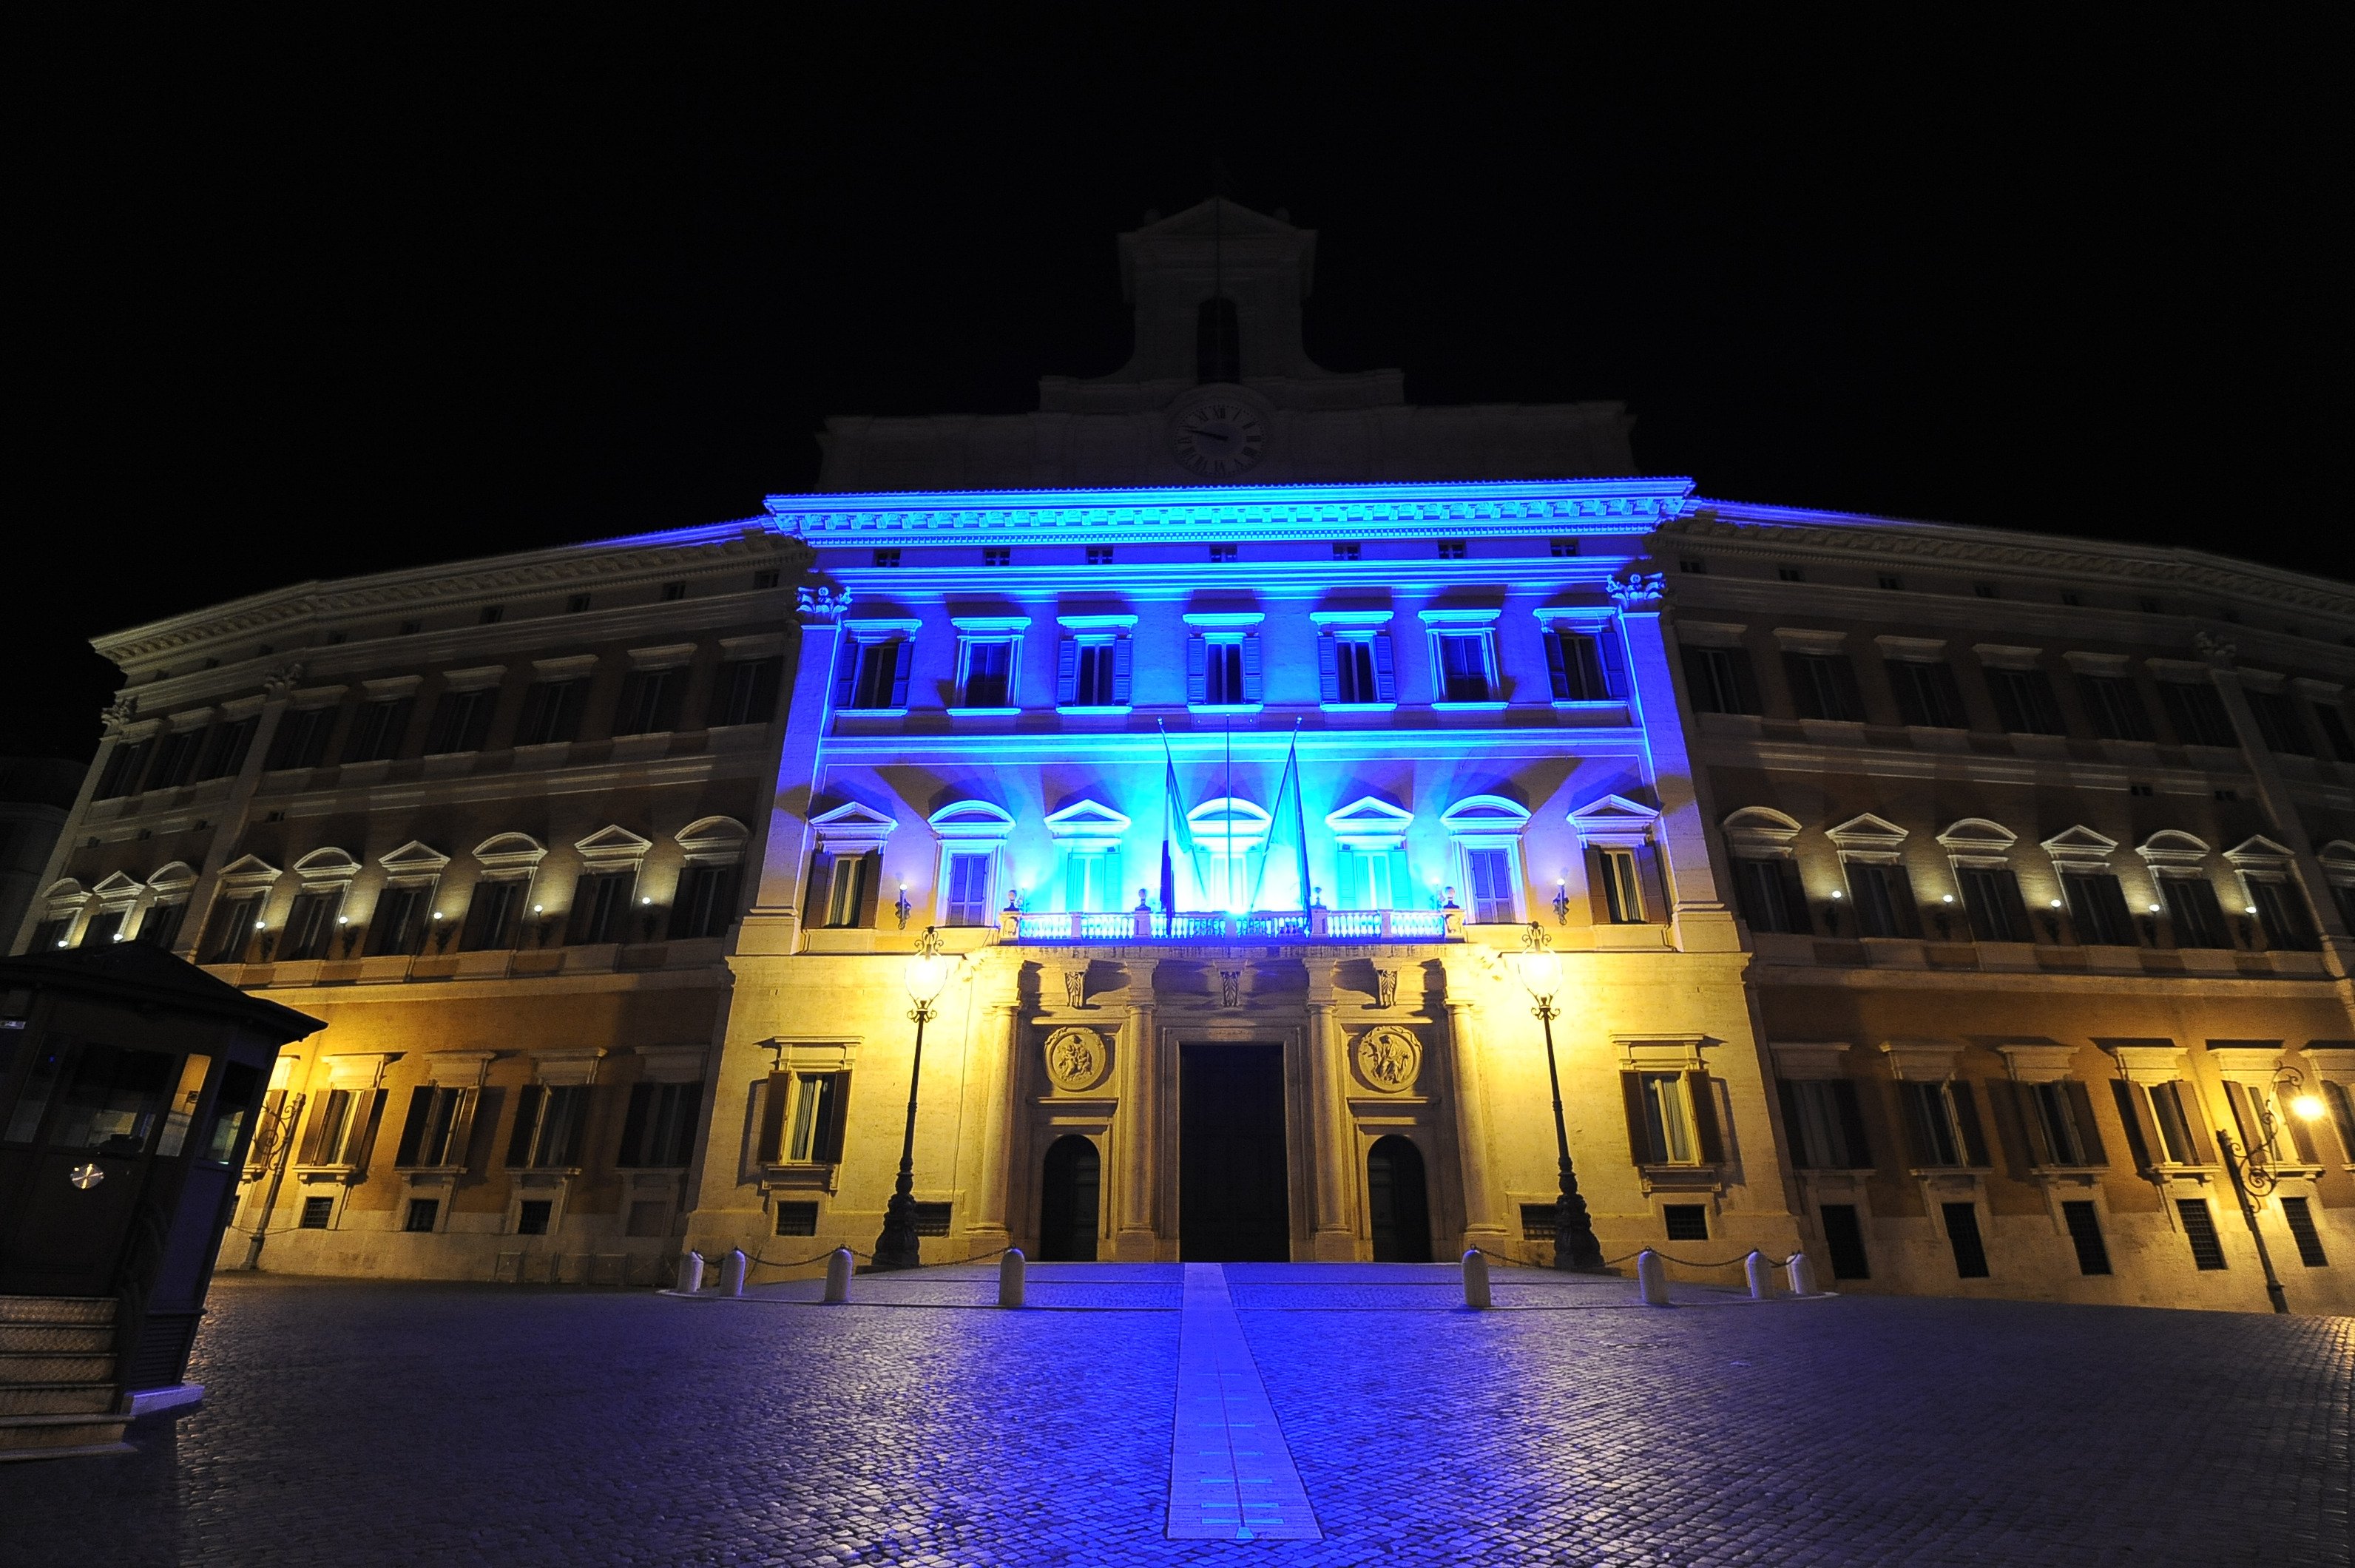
[0,943,319,1456]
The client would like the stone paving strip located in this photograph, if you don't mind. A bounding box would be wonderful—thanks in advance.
[1166,1263,1322,1542]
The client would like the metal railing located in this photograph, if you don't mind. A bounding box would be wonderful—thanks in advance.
[1006,908,1456,944]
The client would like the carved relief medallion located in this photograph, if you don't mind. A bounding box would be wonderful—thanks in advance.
[1042,1026,1109,1092]
[1354,1025,1422,1094]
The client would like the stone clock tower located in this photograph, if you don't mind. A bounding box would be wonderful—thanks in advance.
[814,199,1637,490]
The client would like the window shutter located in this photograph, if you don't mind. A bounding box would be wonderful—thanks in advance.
[887,641,912,708]
[344,1089,388,1173]
[1899,1083,1939,1166]
[2285,1101,2319,1163]
[395,1086,434,1166]
[1782,654,1824,720]
[1543,632,1569,701]
[463,1087,501,1170]
[1996,871,2032,942]
[2223,1081,2261,1148]
[854,851,883,927]
[1989,1081,2041,1177]
[1111,638,1133,705]
[755,1073,791,1163]
[1186,636,1208,703]
[2183,1098,2217,1165]
[1775,861,1814,935]
[297,1092,336,1166]
[1728,649,1761,714]
[1331,851,1359,911]
[1620,1072,1655,1165]
[2061,1081,2106,1166]
[1987,669,2028,733]
[1635,842,1669,921]
[815,1072,851,1164]
[1885,864,1922,939]
[1240,635,1263,702]
[1950,1081,1990,1166]
[2108,1079,2155,1170]
[1777,1080,1813,1168]
[1831,1080,1872,1166]
[746,658,783,723]
[1318,636,1342,702]
[806,851,836,924]
[1828,658,1862,721]
[834,646,859,709]
[508,1085,544,1167]
[1371,634,1397,701]
[618,1084,652,1167]
[1686,1070,1725,1163]
[1053,640,1079,704]
[517,683,550,746]
[566,873,599,945]
[1586,848,1613,925]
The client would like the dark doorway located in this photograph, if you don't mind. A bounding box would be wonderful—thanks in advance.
[1179,1043,1290,1261]
[1038,1135,1100,1261]
[1366,1135,1433,1262]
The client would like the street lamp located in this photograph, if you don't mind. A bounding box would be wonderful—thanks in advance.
[871,925,956,1271]
[2214,1064,2328,1314]
[1510,922,1606,1271]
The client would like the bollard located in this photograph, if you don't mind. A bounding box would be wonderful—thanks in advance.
[1462,1248,1492,1310]
[675,1251,705,1294]
[1787,1250,1820,1297]
[721,1248,748,1297]
[823,1246,854,1304]
[1636,1248,1671,1307]
[1745,1250,1771,1301]
[999,1248,1027,1308]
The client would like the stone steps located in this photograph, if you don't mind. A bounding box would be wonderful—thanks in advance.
[0,1324,115,1354]
[0,1296,113,1325]
[0,1294,131,1461]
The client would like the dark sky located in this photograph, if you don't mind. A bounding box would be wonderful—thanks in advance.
[15,10,2345,762]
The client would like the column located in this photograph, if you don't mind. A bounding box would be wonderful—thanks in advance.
[1613,578,1740,950]
[1445,995,1507,1248]
[1304,960,1356,1260]
[172,666,301,959]
[1114,957,1161,1260]
[740,587,848,956]
[964,953,1024,1247]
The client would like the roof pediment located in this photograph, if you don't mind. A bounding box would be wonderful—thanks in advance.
[90,871,144,900]
[1569,794,1660,842]
[216,854,283,883]
[809,800,896,851]
[2223,834,2297,868]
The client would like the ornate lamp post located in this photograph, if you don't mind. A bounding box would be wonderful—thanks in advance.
[871,926,955,1272]
[1510,922,1606,1271]
[2214,1065,2329,1314]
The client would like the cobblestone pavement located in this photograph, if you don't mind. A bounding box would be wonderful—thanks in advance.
[1,1266,2347,1567]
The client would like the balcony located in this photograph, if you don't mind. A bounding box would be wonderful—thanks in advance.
[1003,908,1459,944]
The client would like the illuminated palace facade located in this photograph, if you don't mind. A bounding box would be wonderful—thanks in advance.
[18,202,2355,1310]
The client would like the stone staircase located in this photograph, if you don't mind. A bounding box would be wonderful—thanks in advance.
[0,1296,132,1460]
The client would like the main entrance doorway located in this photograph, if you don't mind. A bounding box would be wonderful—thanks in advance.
[1178,1043,1290,1261]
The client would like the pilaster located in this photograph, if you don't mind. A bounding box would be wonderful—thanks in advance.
[1612,575,1739,952]
[1443,993,1507,1248]
[1303,959,1356,1260]
[740,585,848,956]
[1113,956,1161,1260]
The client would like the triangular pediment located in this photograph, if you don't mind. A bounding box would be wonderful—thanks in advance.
[1324,796,1413,848]
[90,871,144,900]
[1826,813,1907,848]
[1570,794,1660,831]
[809,800,896,851]
[2223,834,2297,868]
[379,840,450,873]
[216,853,283,884]
[2040,824,2118,862]
[574,824,653,863]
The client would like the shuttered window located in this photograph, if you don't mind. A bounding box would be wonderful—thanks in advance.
[837,639,912,712]
[758,1071,851,1166]
[1060,638,1133,707]
[1956,865,2030,942]
[1901,1081,1989,1169]
[200,894,262,964]
[1844,862,1917,938]
[613,668,685,735]
[515,679,587,746]
[1550,629,1626,703]
[1320,633,1397,705]
[1621,1069,1723,1166]
[709,656,783,726]
[344,696,414,761]
[2061,1200,2112,1274]
[423,687,497,754]
[1731,857,1811,934]
[567,870,635,945]
[1189,635,1259,706]
[459,880,525,951]
[1818,1203,1870,1280]
[1779,1078,1871,1169]
[393,1086,476,1169]
[1887,660,1967,729]
[1682,646,1759,714]
[817,851,880,929]
[2158,680,2237,747]
[2062,871,2137,945]
[942,854,994,926]
[1984,666,2066,734]
[1462,848,1517,925]
[1942,1202,1990,1278]
[2078,675,2154,740]
[2247,879,2319,950]
[957,640,1015,708]
[669,864,740,940]
[2160,876,2230,949]
[365,884,433,956]
[617,1081,703,1169]
[1782,652,1862,721]
[506,1084,589,1169]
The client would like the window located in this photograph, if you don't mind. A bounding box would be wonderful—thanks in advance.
[394,1086,474,1168]
[2079,676,2155,741]
[957,640,1015,708]
[480,604,506,624]
[2061,1200,2112,1274]
[296,1085,385,1168]
[617,1081,703,1168]
[1780,1079,1871,1169]
[1085,546,1114,566]
[2061,592,2084,608]
[30,915,72,952]
[1679,558,1706,575]
[1984,667,2066,734]
[709,656,784,726]
[2280,1196,2329,1267]
[280,889,342,960]
[942,854,994,926]
[515,679,587,746]
[1435,540,1466,560]
[2322,1080,2355,1160]
[1878,575,1903,591]
[2128,783,2154,797]
[1595,848,1644,923]
[2160,876,2229,948]
[566,594,592,613]
[982,548,1010,570]
[614,668,685,735]
[1956,865,2028,942]
[1060,637,1133,708]
[2158,680,2237,747]
[1550,628,1625,703]
[1621,1069,1722,1166]
[1973,583,1998,599]
[1777,565,1805,583]
[1682,646,1758,714]
[200,893,261,964]
[1942,1202,1990,1277]
[195,714,259,779]
[1844,862,1917,939]
[1888,660,1967,728]
[1332,542,1360,561]
[1320,632,1396,706]
[507,1084,589,1169]
[424,687,496,754]
[2312,703,2355,763]
[2143,1081,2203,1164]
[776,1201,820,1236]
[266,707,336,770]
[754,568,782,589]
[300,1195,334,1229]
[1900,1080,1987,1167]
[459,879,525,951]
[1335,847,1408,910]
[1819,1203,1870,1279]
[2177,1197,2228,1269]
[365,884,433,957]
[566,869,635,944]
[818,851,880,928]
[344,696,413,762]
[1462,848,1517,925]
[1433,632,1493,702]
[1731,858,1811,935]
[873,549,902,568]
[1783,652,1862,721]
[2243,689,2311,755]
[2138,595,2162,613]
[1188,635,1260,706]
[1063,850,1115,913]
[760,1071,849,1164]
[2027,1081,2104,1166]
[2058,873,2128,942]
[2247,879,2319,950]
[1196,295,1240,382]
[399,619,424,635]
[1550,538,1578,558]
[1209,544,1237,564]
[1662,1205,1709,1241]
[78,908,126,948]
[1521,1203,1566,1240]
[837,639,910,712]
[669,863,740,939]
[403,1198,439,1233]
[135,902,187,951]
[516,1200,552,1235]
[661,581,686,602]
[147,728,203,790]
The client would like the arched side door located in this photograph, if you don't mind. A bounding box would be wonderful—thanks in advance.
[1038,1135,1100,1262]
[1366,1135,1433,1263]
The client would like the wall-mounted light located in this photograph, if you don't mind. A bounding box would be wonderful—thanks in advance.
[254,919,267,930]
[641,896,652,906]
[337,914,350,925]
[2243,904,2260,916]
[1828,889,1843,900]
[2147,903,2162,914]
[1941,893,1956,905]
[2049,899,2063,909]
[1552,877,1570,925]
[895,880,912,930]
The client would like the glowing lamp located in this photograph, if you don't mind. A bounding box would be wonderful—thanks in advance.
[874,925,954,1273]
[2049,899,2064,909]
[2244,905,2260,916]
[1512,938,1563,1007]
[1828,889,1842,900]
[2291,1092,2326,1122]
[904,940,953,1010]
[641,896,653,906]
[2148,904,2162,914]
[254,919,266,930]
[337,914,350,925]
[1941,893,1956,904]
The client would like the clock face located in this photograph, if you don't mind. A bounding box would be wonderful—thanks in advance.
[1172,399,1268,478]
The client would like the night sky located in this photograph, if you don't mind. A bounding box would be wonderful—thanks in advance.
[15,11,2345,762]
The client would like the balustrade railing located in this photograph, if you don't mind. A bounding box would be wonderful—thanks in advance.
[1005,907,1457,944]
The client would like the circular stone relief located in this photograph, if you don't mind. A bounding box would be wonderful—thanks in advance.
[1354,1026,1422,1094]
[1042,1027,1109,1092]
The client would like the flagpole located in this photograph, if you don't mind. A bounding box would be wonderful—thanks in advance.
[1223,716,1233,913]
[1291,720,1311,916]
